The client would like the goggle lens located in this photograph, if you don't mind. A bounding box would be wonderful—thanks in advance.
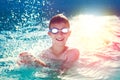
[49,28,69,34]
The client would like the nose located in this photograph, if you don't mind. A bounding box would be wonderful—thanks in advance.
[57,31,63,36]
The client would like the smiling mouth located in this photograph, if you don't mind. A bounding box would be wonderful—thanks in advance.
[56,38,64,41]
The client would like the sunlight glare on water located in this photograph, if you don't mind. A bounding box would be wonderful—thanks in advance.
[66,15,120,80]
[69,15,120,52]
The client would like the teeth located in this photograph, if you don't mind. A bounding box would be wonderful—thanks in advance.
[56,38,64,41]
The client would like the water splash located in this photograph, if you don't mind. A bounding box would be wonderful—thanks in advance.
[0,0,50,31]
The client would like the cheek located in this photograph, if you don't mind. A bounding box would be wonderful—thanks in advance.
[48,32,54,37]
[48,33,56,39]
[65,33,70,38]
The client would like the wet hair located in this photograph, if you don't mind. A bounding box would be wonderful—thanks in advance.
[49,14,70,29]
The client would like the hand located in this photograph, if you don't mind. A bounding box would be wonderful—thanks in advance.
[34,59,48,67]
[17,52,47,67]
[18,52,34,65]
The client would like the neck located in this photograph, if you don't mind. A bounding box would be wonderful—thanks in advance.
[50,45,67,56]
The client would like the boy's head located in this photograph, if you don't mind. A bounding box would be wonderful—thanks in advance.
[48,14,71,46]
[49,14,70,29]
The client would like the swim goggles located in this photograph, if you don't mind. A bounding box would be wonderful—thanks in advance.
[49,28,69,34]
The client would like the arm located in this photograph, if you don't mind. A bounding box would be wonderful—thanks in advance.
[61,49,80,71]
[17,52,47,67]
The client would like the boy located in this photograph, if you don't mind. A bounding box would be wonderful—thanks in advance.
[18,14,80,71]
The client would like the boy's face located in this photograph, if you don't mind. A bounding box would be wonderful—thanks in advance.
[48,22,71,46]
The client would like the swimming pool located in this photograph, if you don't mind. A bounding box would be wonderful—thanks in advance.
[0,0,120,80]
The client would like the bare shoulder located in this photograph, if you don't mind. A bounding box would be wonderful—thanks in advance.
[67,47,80,55]
[65,47,80,62]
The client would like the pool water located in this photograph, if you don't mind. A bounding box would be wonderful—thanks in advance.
[0,0,120,80]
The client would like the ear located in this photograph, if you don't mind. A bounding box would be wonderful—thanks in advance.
[48,32,51,36]
[68,31,71,36]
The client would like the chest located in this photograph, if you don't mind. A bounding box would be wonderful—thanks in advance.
[42,53,67,69]
[43,52,67,61]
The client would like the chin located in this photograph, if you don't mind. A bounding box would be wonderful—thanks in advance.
[57,43,65,46]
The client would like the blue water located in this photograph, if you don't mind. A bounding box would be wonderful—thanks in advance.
[1,0,120,80]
